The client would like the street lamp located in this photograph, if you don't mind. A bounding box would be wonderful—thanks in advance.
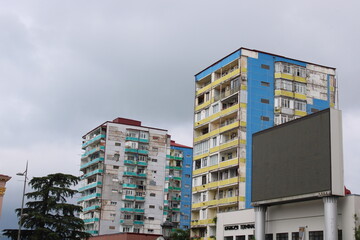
[16,161,28,240]
[161,219,173,240]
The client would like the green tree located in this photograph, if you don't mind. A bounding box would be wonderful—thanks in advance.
[170,228,190,240]
[3,173,90,240]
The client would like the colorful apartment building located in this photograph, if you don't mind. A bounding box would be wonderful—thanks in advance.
[191,48,337,239]
[79,118,192,236]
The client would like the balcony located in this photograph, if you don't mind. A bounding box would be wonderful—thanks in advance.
[82,169,103,179]
[80,157,104,170]
[166,166,182,171]
[134,220,144,225]
[83,205,100,212]
[191,218,215,226]
[168,186,181,191]
[86,230,99,235]
[192,158,241,176]
[192,176,239,192]
[78,193,101,202]
[138,149,148,155]
[82,146,105,158]
[78,181,102,192]
[122,183,137,189]
[83,218,100,223]
[82,134,106,148]
[167,155,183,160]
[192,196,242,209]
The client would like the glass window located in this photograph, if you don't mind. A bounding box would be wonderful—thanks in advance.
[276,233,288,240]
[309,231,323,240]
[213,103,219,114]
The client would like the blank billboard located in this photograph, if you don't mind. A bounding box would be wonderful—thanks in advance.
[252,108,344,205]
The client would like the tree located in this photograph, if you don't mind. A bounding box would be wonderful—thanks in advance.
[170,228,190,240]
[3,173,90,240]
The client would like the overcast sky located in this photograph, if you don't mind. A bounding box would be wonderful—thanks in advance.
[1,0,360,235]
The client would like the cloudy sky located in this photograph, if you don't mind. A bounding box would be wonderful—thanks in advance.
[1,0,360,234]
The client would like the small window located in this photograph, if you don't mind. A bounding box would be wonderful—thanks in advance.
[309,231,323,240]
[261,98,270,104]
[152,159,157,162]
[236,236,245,240]
[153,147,158,151]
[261,116,270,121]
[185,184,190,188]
[152,170,157,173]
[186,154,191,157]
[266,234,273,240]
[261,64,270,70]
[148,229,154,233]
[186,164,190,168]
[148,217,155,220]
[184,194,190,198]
[185,174,190,178]
[261,81,270,87]
[109,226,115,230]
[115,142,121,146]
[110,201,117,205]
[149,205,155,208]
[113,166,119,169]
[110,213,116,217]
[152,136,159,140]
[276,233,288,240]
[150,193,156,197]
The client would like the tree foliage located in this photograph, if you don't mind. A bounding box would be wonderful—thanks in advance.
[170,228,190,240]
[3,173,90,240]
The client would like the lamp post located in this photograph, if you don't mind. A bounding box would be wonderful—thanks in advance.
[16,161,28,240]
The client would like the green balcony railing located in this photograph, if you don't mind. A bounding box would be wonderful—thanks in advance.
[82,146,105,158]
[83,205,100,212]
[86,230,99,235]
[82,169,103,179]
[134,220,144,225]
[80,157,104,170]
[78,193,101,202]
[126,137,139,141]
[78,181,102,192]
[123,183,137,188]
[83,218,99,223]
[82,134,106,148]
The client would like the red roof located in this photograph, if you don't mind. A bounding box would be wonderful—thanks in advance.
[170,140,192,149]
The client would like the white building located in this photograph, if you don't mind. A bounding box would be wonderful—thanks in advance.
[216,195,360,240]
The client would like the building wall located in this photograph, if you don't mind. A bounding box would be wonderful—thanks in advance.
[216,195,360,240]
[192,48,337,239]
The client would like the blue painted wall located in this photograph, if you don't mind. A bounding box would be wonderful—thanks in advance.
[172,145,193,230]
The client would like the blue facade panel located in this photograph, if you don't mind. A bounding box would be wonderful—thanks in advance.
[172,145,193,230]
[195,50,241,81]
[245,52,276,208]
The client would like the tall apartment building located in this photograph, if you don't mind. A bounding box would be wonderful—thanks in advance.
[191,48,337,239]
[79,118,192,236]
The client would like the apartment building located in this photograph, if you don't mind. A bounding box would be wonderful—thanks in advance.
[79,118,192,235]
[191,48,337,239]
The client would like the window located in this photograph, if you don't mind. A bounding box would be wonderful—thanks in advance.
[224,237,233,240]
[133,228,140,233]
[261,98,270,104]
[294,82,306,94]
[148,229,154,233]
[110,201,117,205]
[276,233,288,240]
[194,140,209,156]
[210,154,218,166]
[140,131,148,139]
[124,214,131,219]
[113,166,119,169]
[186,164,191,168]
[275,79,293,91]
[185,174,190,178]
[185,184,190,188]
[196,112,201,121]
[201,157,208,167]
[261,116,270,121]
[205,108,210,118]
[280,98,291,108]
[110,213,116,217]
[148,217,155,220]
[212,136,218,147]
[149,205,155,208]
[266,234,273,240]
[152,136,159,140]
[212,103,219,114]
[115,142,121,146]
[109,226,115,230]
[261,64,270,70]
[236,236,245,240]
[249,235,255,240]
[152,158,157,162]
[123,227,131,232]
[291,232,299,240]
[294,101,306,111]
[261,81,270,87]
[309,231,323,240]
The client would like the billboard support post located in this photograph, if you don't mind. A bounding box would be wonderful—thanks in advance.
[324,196,338,240]
[255,205,266,240]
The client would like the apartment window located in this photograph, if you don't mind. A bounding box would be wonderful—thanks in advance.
[185,184,190,188]
[212,103,219,114]
[148,229,154,233]
[282,64,292,74]
[224,237,233,240]
[294,67,306,77]
[276,233,289,240]
[133,228,140,233]
[294,82,306,94]
[194,140,209,156]
[123,227,131,232]
[201,157,208,167]
[266,234,274,240]
[261,64,270,70]
[113,166,119,169]
[196,112,201,122]
[205,92,210,101]
[294,101,306,112]
[228,189,233,197]
[249,235,255,240]
[261,116,270,121]
[198,94,204,105]
[152,147,158,151]
[236,236,245,240]
[140,131,148,139]
[115,142,121,146]
[309,231,323,240]
[186,164,191,168]
[110,201,117,205]
[152,158,157,162]
[212,136,218,147]
[185,174,190,178]
[291,232,299,240]
[210,154,218,166]
[124,202,133,208]
[205,108,210,118]
[275,79,293,91]
[109,226,115,229]
[280,98,291,108]
[124,214,131,219]
[261,98,270,104]
[261,81,270,87]
[110,213,116,217]
[148,217,155,220]
[149,205,155,208]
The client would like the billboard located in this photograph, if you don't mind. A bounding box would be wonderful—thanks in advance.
[251,108,344,206]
